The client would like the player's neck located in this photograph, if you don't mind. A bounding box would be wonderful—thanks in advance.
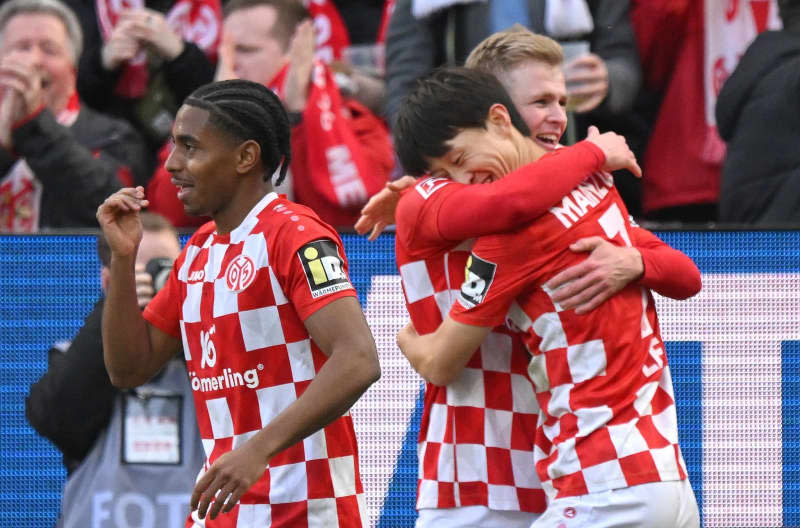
[213,179,274,234]
[519,137,546,166]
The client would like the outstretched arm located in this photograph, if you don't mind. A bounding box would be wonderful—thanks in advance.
[397,317,492,387]
[191,296,380,520]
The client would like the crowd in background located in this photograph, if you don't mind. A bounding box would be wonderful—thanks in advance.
[1,0,797,234]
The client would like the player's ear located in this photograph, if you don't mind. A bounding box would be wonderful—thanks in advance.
[487,103,513,138]
[235,139,261,175]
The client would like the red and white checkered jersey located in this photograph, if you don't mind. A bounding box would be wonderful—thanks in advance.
[144,192,367,527]
[395,177,546,513]
[451,172,688,500]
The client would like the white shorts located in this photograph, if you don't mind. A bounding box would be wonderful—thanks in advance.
[416,505,540,528]
[530,479,700,528]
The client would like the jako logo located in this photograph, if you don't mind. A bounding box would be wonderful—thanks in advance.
[225,254,256,292]
[188,269,205,282]
[200,326,216,368]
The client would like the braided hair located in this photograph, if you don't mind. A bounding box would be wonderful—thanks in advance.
[184,79,292,184]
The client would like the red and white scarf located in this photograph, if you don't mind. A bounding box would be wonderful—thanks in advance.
[0,93,80,232]
[304,0,350,63]
[95,0,222,98]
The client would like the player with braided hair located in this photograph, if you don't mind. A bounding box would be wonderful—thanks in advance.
[182,80,292,185]
[97,78,380,526]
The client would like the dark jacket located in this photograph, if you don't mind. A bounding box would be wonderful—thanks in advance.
[385,0,641,124]
[0,105,150,229]
[716,30,800,225]
[26,300,116,473]
[65,0,215,154]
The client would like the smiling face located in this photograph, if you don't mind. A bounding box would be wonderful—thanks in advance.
[497,60,567,152]
[0,12,76,114]
[223,5,289,87]
[426,104,543,185]
[165,105,241,220]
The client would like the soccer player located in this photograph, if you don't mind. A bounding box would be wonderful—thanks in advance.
[357,29,701,528]
[96,79,380,526]
[395,66,701,527]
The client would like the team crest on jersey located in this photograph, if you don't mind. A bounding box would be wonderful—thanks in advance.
[225,254,256,292]
[459,254,497,309]
[298,239,352,298]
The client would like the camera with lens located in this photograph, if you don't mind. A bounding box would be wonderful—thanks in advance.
[146,257,174,294]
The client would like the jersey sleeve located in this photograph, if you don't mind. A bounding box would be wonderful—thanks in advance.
[143,255,183,338]
[449,230,534,328]
[631,226,702,299]
[435,140,605,241]
[394,177,463,257]
[273,216,357,321]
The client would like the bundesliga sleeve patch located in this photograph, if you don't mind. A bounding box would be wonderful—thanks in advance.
[458,254,497,309]
[298,239,353,298]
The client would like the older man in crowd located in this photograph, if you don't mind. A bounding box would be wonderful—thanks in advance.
[0,0,149,232]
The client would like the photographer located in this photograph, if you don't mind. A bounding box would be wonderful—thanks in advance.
[26,212,205,528]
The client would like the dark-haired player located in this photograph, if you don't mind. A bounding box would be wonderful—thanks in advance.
[395,67,700,527]
[97,79,380,526]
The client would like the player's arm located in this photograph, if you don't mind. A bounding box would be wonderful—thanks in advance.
[545,227,701,314]
[398,318,491,386]
[630,226,702,299]
[435,127,641,242]
[356,128,639,241]
[97,187,180,387]
[401,235,527,386]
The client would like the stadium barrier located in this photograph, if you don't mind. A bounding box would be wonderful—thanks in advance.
[1,231,798,527]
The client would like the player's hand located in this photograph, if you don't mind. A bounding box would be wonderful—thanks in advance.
[564,52,608,113]
[96,187,149,259]
[585,126,642,178]
[283,19,315,112]
[191,443,268,520]
[101,18,141,70]
[396,322,420,357]
[544,236,643,314]
[355,176,416,241]
[123,9,185,61]
[134,263,155,308]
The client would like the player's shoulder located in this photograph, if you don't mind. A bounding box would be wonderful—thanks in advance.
[396,176,461,248]
[258,195,343,250]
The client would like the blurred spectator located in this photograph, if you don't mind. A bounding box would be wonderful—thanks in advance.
[65,0,220,159]
[385,0,640,127]
[215,0,394,229]
[631,0,781,223]
[319,0,394,116]
[716,0,800,225]
[26,212,205,527]
[0,0,149,232]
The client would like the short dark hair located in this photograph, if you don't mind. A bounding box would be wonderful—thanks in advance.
[223,0,310,50]
[96,212,177,268]
[393,67,531,177]
[183,79,292,184]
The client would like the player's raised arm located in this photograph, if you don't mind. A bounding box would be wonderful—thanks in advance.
[96,187,180,387]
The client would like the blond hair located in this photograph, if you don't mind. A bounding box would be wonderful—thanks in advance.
[465,24,564,78]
